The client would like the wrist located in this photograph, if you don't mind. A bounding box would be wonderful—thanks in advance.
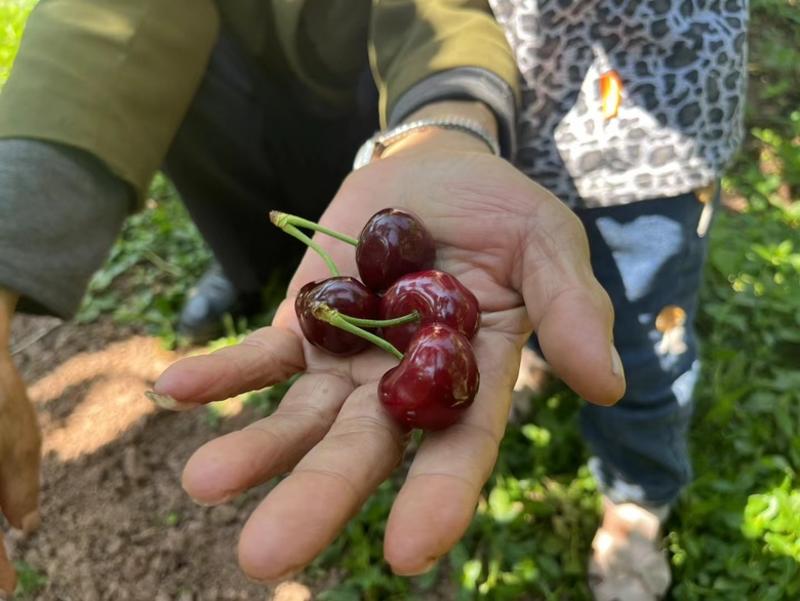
[381,100,499,159]
[381,128,490,158]
[403,100,498,136]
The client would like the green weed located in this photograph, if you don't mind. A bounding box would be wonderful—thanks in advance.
[74,174,214,342]
[0,0,37,90]
[163,511,182,528]
[12,560,47,599]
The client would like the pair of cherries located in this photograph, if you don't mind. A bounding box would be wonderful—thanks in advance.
[272,208,480,431]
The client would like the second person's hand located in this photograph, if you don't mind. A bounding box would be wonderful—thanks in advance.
[0,290,42,596]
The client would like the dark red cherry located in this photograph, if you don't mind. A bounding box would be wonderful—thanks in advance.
[356,208,436,292]
[379,324,479,431]
[379,270,480,352]
[295,277,379,356]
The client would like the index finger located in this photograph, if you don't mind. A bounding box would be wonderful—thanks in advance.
[153,326,305,406]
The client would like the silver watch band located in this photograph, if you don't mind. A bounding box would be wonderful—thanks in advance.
[352,117,500,170]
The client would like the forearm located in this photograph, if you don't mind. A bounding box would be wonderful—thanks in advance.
[371,0,518,119]
[371,1,518,158]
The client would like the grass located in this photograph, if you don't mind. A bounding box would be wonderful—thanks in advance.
[74,173,214,345]
[12,560,47,599]
[0,0,36,88]
[2,0,799,599]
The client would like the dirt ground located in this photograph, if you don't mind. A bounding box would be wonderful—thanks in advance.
[6,315,314,601]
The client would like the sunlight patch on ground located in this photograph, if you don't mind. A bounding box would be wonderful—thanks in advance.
[28,336,179,460]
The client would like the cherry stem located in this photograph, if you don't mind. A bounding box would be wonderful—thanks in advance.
[270,210,359,246]
[340,311,421,329]
[270,219,340,277]
[313,304,404,361]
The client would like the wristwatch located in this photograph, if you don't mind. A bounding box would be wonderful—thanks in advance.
[352,117,500,170]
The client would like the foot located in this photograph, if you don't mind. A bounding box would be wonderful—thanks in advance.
[588,498,672,601]
[178,263,261,344]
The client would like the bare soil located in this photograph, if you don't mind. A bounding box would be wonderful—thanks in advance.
[6,315,313,601]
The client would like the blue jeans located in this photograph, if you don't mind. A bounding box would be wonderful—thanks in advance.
[573,190,715,507]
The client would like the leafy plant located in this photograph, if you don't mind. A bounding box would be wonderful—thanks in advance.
[0,0,37,90]
[12,560,47,599]
[74,173,214,342]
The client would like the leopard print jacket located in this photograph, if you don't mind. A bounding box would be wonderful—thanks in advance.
[489,0,748,208]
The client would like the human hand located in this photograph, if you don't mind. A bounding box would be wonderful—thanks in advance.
[152,121,625,582]
[0,291,42,596]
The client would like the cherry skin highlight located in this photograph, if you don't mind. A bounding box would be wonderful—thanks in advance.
[356,208,436,292]
[295,277,380,356]
[379,270,480,352]
[379,324,480,431]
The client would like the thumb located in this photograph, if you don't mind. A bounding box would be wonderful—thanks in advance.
[519,214,625,406]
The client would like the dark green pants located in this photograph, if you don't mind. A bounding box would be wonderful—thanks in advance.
[164,31,378,293]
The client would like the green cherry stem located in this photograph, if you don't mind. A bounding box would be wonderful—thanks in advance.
[313,303,404,361]
[270,210,359,246]
[271,218,341,277]
[340,311,421,329]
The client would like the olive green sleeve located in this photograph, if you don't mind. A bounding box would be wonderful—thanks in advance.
[370,0,520,128]
[0,0,219,203]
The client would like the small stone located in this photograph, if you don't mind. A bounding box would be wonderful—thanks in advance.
[122,447,142,482]
[273,582,313,601]
[106,536,124,555]
[185,520,204,534]
[131,527,158,543]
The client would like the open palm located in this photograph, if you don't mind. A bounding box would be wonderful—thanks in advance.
[154,148,625,581]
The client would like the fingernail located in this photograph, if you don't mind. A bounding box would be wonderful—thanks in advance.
[191,493,235,507]
[250,568,298,585]
[145,390,196,412]
[418,558,439,574]
[22,510,40,534]
[400,557,439,576]
[610,345,624,378]
[191,499,219,508]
